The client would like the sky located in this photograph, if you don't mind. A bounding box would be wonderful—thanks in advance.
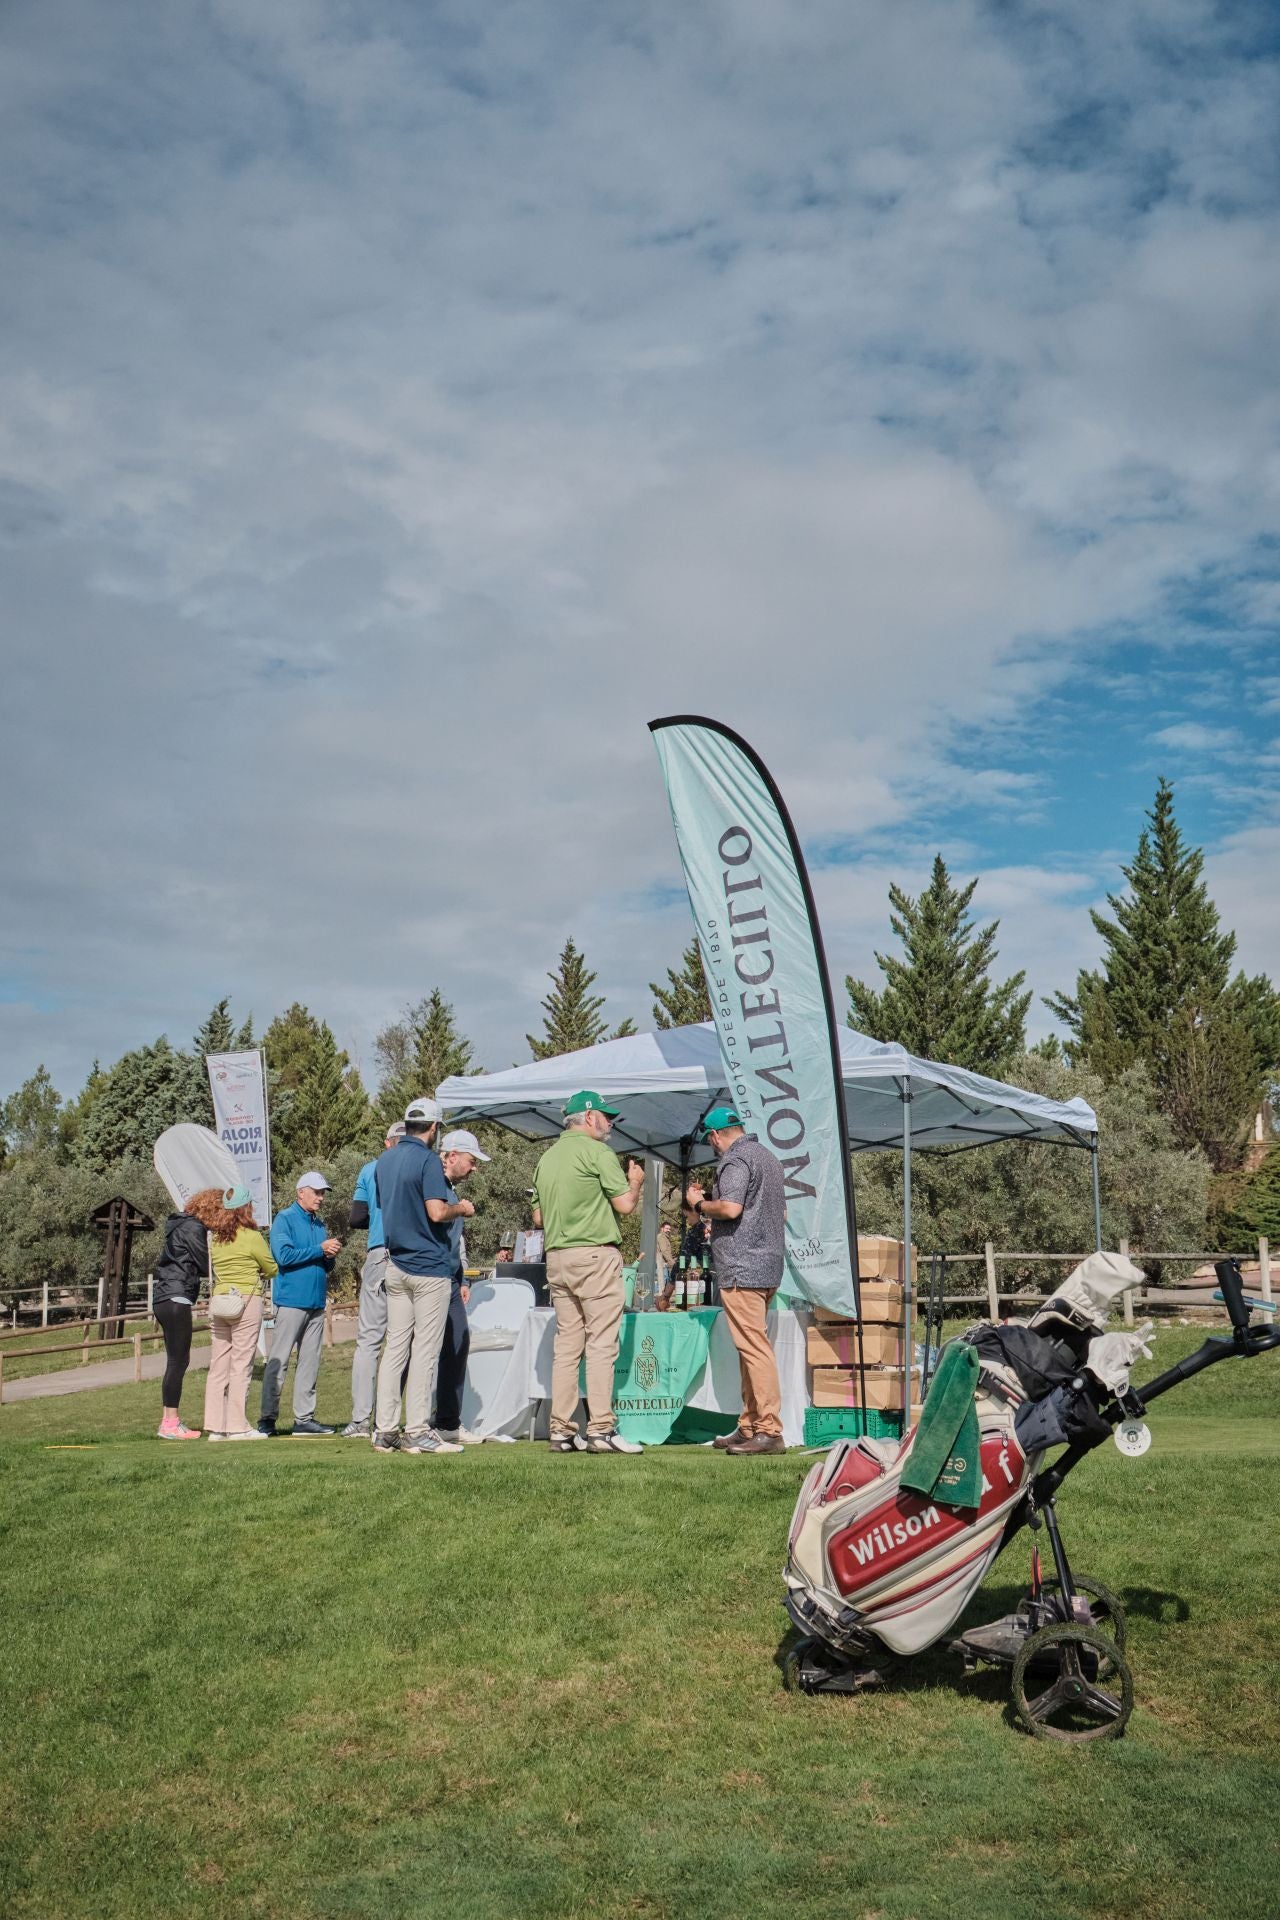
[2,0,1278,1101]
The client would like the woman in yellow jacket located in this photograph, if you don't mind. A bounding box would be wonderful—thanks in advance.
[190,1186,279,1441]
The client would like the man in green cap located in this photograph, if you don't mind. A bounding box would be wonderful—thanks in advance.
[686,1106,786,1454]
[532,1090,646,1453]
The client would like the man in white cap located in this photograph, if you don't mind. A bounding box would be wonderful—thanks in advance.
[431,1129,491,1444]
[372,1099,483,1454]
[260,1172,342,1436]
[339,1119,406,1439]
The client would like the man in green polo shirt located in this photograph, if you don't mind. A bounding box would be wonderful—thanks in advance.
[532,1090,646,1453]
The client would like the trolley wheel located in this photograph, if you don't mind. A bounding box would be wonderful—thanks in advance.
[1028,1575,1128,1653]
[782,1636,817,1692]
[1011,1623,1134,1743]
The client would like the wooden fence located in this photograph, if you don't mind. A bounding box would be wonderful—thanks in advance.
[926,1236,1272,1326]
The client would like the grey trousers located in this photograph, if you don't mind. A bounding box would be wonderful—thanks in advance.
[349,1247,389,1426]
[260,1304,326,1423]
[375,1262,451,1434]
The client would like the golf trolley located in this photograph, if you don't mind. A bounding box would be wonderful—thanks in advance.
[784,1256,1279,1742]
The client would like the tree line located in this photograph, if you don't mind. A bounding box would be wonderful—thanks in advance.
[2,780,1277,1300]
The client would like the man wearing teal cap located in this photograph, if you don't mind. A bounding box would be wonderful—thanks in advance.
[532,1090,646,1452]
[686,1106,787,1454]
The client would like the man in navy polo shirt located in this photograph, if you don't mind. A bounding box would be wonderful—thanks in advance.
[372,1098,479,1455]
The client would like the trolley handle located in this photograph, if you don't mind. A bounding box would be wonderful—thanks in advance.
[1215,1258,1253,1334]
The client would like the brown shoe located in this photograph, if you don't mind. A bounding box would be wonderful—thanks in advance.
[725,1433,785,1455]
[713,1427,751,1450]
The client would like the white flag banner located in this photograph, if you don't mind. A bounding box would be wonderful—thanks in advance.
[650,715,860,1317]
[206,1050,273,1228]
[153,1124,240,1211]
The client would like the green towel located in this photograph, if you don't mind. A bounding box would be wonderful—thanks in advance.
[899,1342,982,1509]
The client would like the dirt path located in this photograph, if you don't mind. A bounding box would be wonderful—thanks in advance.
[2,1314,357,1402]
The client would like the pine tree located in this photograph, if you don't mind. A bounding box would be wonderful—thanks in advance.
[280,1022,372,1171]
[264,1004,371,1173]
[650,938,713,1029]
[846,856,1031,1071]
[1046,779,1280,1162]
[527,937,633,1060]
[75,1038,200,1168]
[1219,1142,1280,1248]
[375,990,476,1124]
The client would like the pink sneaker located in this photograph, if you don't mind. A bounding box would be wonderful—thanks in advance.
[157,1416,201,1440]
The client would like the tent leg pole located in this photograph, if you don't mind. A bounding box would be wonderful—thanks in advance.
[1091,1141,1103,1252]
[901,1079,913,1429]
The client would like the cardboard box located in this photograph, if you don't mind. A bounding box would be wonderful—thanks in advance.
[857,1235,918,1285]
[811,1365,919,1411]
[814,1279,905,1326]
[807,1323,903,1368]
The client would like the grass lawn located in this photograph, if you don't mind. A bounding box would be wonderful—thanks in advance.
[1,1330,1278,1920]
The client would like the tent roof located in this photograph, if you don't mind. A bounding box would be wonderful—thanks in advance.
[436,1023,1097,1166]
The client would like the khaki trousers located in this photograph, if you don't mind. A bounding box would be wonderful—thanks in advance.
[203,1296,265,1436]
[376,1261,452,1435]
[719,1286,782,1439]
[547,1245,625,1437]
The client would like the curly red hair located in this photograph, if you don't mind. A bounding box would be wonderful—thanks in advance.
[185,1187,257,1244]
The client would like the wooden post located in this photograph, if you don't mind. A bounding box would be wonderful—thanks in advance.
[133,1331,143,1382]
[96,1276,104,1323]
[984,1242,998,1321]
[324,1303,334,1348]
[81,1324,91,1366]
[147,1273,154,1317]
[0,1349,5,1404]
[1259,1237,1272,1309]
[41,1281,49,1329]
[1119,1238,1134,1325]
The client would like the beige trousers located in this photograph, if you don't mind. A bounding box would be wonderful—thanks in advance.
[719,1286,782,1439]
[547,1245,625,1437]
[203,1296,265,1436]
[376,1261,452,1435]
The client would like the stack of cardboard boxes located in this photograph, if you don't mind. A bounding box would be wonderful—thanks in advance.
[806,1234,921,1415]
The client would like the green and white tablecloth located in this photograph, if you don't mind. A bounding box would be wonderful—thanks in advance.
[610,1308,734,1444]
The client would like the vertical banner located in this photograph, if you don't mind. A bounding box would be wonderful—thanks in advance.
[206,1050,273,1228]
[650,716,859,1317]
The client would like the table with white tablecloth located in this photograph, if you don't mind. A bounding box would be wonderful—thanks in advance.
[465,1304,811,1447]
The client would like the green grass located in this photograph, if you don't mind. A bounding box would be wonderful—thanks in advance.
[0,1321,194,1383]
[1,1332,1278,1919]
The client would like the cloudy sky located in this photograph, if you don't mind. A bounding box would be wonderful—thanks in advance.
[2,0,1278,1100]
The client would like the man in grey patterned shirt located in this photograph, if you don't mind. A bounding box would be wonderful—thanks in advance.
[685,1105,786,1454]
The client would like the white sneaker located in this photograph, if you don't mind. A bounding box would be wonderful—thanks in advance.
[583,1430,644,1454]
[225,1428,269,1442]
[435,1426,485,1446]
[401,1428,464,1455]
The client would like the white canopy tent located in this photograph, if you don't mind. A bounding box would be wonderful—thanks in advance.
[438,1022,1101,1416]
[437,1022,1097,1163]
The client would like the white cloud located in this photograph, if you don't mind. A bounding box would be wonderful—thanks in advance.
[1,0,1278,1097]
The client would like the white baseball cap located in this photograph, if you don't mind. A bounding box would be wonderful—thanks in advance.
[440,1129,490,1162]
[296,1171,332,1192]
[385,1120,406,1141]
[404,1097,441,1124]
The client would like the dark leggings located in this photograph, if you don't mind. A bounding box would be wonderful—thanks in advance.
[153,1299,193,1409]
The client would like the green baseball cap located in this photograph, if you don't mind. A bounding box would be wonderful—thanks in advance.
[563,1089,621,1119]
[700,1105,742,1135]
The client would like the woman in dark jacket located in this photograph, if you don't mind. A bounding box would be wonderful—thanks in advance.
[152,1202,209,1438]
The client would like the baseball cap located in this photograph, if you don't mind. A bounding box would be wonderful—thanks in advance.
[222,1184,253,1209]
[385,1120,406,1141]
[699,1105,742,1136]
[440,1128,491,1162]
[296,1170,332,1192]
[563,1089,621,1119]
[404,1097,441,1124]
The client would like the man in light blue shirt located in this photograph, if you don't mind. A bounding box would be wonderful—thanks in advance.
[340,1120,405,1438]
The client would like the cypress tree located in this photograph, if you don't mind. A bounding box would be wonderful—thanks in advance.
[527,937,633,1060]
[375,989,476,1124]
[281,1022,371,1169]
[1047,779,1280,1163]
[650,938,713,1029]
[846,856,1030,1071]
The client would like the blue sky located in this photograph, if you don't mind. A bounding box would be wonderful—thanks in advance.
[1,0,1278,1098]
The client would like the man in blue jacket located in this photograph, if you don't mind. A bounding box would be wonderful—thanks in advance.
[260,1173,342,1436]
[339,1121,405,1439]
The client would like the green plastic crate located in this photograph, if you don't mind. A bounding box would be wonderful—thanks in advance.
[803,1405,903,1448]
